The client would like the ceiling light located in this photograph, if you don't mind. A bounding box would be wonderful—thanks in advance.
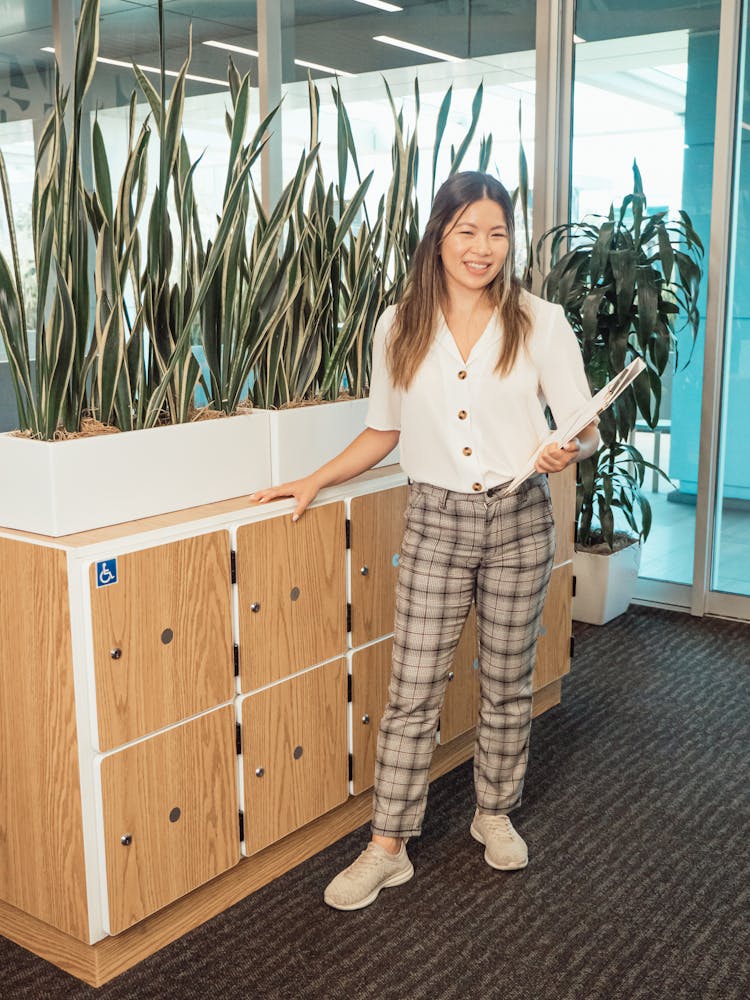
[373,35,462,62]
[353,1,404,11]
[294,59,355,77]
[203,40,259,58]
[42,47,226,86]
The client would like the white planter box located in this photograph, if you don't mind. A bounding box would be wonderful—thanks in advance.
[0,412,271,537]
[262,398,400,485]
[572,541,642,625]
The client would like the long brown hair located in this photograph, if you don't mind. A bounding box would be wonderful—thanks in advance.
[386,171,532,390]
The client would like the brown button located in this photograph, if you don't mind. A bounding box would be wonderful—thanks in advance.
[472,482,482,492]
[458,370,468,380]
[463,447,472,456]
[458,410,468,420]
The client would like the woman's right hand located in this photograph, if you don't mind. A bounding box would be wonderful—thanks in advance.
[250,475,321,522]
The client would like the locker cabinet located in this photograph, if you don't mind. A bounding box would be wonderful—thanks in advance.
[89,531,234,749]
[240,659,348,855]
[236,503,347,689]
[349,638,394,794]
[439,605,480,745]
[349,486,408,646]
[100,705,238,934]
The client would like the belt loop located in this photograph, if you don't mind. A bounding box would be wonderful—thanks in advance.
[437,487,449,511]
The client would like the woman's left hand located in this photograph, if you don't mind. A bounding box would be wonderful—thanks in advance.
[534,438,581,474]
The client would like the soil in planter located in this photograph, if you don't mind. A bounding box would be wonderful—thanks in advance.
[9,403,256,440]
[575,531,640,555]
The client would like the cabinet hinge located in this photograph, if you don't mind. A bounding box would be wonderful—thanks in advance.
[235,722,242,755]
[347,673,352,703]
[238,810,245,843]
[348,753,353,782]
[233,644,240,677]
[345,518,351,549]
[346,603,352,633]
[570,635,575,659]
[572,574,577,598]
[230,550,237,584]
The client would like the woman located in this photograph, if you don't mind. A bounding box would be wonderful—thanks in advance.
[252,171,599,911]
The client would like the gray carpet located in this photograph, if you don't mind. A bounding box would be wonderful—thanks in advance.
[1,605,749,999]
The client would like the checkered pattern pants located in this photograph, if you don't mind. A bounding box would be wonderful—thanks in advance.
[371,475,556,838]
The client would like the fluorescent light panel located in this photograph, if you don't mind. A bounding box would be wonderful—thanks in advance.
[353,1,404,11]
[203,39,258,57]
[41,46,226,86]
[204,40,352,77]
[294,58,354,77]
[373,34,462,62]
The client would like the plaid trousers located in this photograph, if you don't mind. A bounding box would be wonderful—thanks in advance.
[371,474,556,838]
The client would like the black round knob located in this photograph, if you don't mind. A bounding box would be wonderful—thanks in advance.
[290,587,300,601]
[161,628,174,645]
[120,834,132,846]
[362,714,370,724]
[111,648,122,660]
[169,807,181,823]
[250,602,261,613]
[360,566,369,576]
[293,745,304,760]
[448,671,455,682]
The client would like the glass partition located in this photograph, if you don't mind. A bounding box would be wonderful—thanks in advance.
[571,0,722,589]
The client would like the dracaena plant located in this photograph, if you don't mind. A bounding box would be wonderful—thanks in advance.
[538,162,704,549]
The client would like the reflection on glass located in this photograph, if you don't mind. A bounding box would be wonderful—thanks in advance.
[572,1,721,586]
[280,0,535,239]
[712,1,750,598]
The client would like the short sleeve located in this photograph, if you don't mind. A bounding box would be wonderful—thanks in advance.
[538,303,597,431]
[366,306,402,431]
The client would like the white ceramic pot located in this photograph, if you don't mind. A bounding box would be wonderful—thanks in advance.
[572,539,642,625]
[260,398,400,485]
[0,412,272,537]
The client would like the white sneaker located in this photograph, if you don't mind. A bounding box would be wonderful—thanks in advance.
[470,810,528,870]
[324,842,414,910]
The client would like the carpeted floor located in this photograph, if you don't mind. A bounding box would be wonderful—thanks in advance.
[1,605,749,1000]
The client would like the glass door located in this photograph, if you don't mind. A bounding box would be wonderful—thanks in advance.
[703,0,750,618]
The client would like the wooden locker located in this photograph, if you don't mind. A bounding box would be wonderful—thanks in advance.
[549,465,576,566]
[439,605,480,745]
[349,486,408,647]
[100,705,239,935]
[89,531,234,750]
[350,639,393,794]
[533,562,573,691]
[236,503,347,690]
[241,659,348,855]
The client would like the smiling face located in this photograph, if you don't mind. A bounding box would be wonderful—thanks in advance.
[438,197,510,300]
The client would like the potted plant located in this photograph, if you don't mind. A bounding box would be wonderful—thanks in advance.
[0,0,275,535]
[538,164,704,623]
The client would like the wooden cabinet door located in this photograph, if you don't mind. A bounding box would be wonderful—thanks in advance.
[350,639,393,795]
[89,531,234,750]
[241,659,348,856]
[533,562,573,691]
[439,605,479,745]
[100,705,239,935]
[236,503,347,690]
[549,465,576,566]
[349,486,408,647]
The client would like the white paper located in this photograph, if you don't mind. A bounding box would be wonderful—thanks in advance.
[505,355,647,494]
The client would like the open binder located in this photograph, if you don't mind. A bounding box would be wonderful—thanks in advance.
[506,356,647,494]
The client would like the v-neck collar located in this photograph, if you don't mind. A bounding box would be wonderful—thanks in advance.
[436,310,502,365]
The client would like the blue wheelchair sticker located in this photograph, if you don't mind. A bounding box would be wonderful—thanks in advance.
[96,558,118,588]
[392,553,400,567]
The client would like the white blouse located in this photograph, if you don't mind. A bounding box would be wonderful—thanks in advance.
[365,293,594,493]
